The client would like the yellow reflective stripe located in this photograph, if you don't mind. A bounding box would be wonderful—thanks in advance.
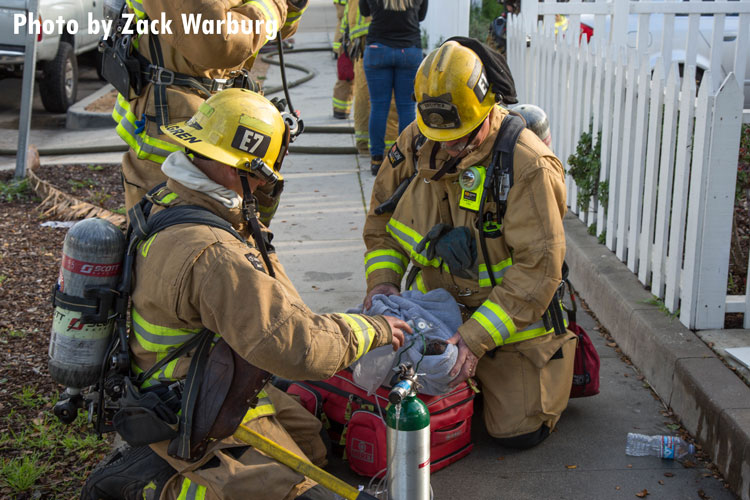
[283,4,306,26]
[131,309,202,353]
[415,271,427,293]
[471,300,516,347]
[386,219,441,268]
[355,131,368,142]
[333,41,341,50]
[158,192,178,204]
[138,233,157,257]
[384,140,395,148]
[257,200,279,226]
[478,258,513,287]
[113,94,180,164]
[407,270,427,294]
[246,0,280,27]
[364,249,408,278]
[125,0,145,20]
[339,314,375,360]
[243,390,276,421]
[177,478,207,500]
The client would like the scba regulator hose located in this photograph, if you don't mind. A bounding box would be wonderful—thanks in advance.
[0,47,360,156]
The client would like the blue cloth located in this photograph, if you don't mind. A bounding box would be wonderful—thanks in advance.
[348,288,461,395]
[363,43,422,157]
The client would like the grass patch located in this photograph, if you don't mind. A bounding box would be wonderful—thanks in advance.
[86,165,105,171]
[67,178,97,191]
[0,393,110,496]
[642,297,679,320]
[0,177,31,202]
[0,454,51,494]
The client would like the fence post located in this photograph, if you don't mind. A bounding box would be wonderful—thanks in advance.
[15,0,39,179]
[611,0,629,49]
[681,73,715,329]
[690,73,743,329]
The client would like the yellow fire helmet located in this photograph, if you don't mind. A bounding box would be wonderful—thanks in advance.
[414,41,496,142]
[161,88,289,182]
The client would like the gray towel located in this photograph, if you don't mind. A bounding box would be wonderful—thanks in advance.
[348,288,462,395]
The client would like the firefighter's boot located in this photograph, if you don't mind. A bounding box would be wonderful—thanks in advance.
[80,445,175,500]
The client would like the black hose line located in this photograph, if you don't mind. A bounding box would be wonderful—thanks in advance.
[0,47,360,156]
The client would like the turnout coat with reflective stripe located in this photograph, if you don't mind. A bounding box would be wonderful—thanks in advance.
[131,180,391,385]
[363,106,567,359]
[131,178,392,496]
[114,0,304,213]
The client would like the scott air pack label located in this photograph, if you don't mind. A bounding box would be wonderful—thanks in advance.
[388,144,405,167]
[232,126,271,157]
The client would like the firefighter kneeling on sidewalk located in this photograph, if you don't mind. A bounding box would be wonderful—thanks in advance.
[363,40,577,449]
[82,88,409,500]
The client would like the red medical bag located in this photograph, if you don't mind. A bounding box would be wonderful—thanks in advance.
[288,370,476,477]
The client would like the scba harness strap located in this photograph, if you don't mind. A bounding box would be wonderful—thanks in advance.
[107,189,270,461]
[478,114,568,338]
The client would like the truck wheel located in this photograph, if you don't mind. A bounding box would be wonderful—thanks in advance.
[40,42,78,113]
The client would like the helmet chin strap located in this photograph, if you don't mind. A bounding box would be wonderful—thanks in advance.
[431,123,483,181]
[239,170,276,278]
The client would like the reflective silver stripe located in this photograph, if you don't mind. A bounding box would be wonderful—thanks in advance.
[132,319,196,348]
[473,303,513,344]
[478,265,509,286]
[347,314,372,355]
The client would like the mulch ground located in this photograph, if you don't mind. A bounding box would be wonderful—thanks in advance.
[0,167,122,498]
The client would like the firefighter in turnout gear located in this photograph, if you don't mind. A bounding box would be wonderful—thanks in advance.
[362,41,577,448]
[112,0,308,226]
[331,0,398,154]
[83,89,409,500]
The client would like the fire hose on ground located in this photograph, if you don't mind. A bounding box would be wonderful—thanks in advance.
[0,47,359,156]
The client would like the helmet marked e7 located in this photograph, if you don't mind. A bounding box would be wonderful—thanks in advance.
[161,88,289,182]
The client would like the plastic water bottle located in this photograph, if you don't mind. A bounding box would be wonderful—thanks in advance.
[625,433,696,459]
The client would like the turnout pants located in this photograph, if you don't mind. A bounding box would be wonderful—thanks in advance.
[157,386,327,500]
[476,330,577,440]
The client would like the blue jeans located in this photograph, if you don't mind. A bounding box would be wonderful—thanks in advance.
[363,43,423,158]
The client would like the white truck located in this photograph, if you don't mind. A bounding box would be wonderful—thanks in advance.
[0,0,104,112]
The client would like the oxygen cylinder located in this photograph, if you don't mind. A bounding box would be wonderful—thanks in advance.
[49,218,126,389]
[386,377,431,500]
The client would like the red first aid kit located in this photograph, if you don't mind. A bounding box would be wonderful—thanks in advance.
[288,370,476,477]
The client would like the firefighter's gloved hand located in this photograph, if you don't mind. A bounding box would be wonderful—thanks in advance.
[434,227,476,274]
[415,223,452,260]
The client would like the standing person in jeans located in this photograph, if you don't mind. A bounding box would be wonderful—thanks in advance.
[360,0,427,175]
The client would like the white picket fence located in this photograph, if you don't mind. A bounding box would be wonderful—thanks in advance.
[507,0,750,330]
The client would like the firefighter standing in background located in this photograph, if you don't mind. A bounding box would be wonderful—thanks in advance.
[84,89,409,500]
[362,41,577,449]
[331,0,353,118]
[332,0,348,54]
[332,0,398,155]
[113,0,307,227]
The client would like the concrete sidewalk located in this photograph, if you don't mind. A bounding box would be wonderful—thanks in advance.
[270,2,742,499]
[3,0,745,497]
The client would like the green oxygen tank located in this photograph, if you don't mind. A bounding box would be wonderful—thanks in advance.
[386,364,431,500]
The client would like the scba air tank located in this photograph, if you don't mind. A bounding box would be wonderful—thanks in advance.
[49,218,125,389]
[386,378,431,500]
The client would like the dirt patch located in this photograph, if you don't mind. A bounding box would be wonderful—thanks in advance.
[84,89,118,113]
[32,163,125,213]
